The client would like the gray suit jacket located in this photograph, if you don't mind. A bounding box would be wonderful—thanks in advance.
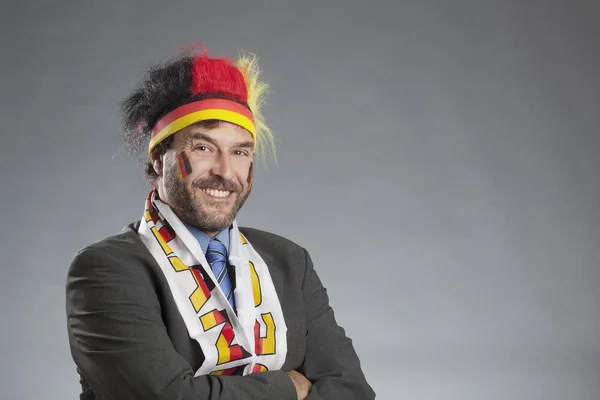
[66,222,375,400]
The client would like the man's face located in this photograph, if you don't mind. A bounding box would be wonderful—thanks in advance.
[153,121,255,235]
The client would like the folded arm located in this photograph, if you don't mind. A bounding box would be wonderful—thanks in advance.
[298,248,376,400]
[66,248,297,400]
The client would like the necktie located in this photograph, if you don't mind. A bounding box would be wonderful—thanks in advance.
[206,238,235,309]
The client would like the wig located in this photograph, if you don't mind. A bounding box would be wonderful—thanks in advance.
[120,44,275,166]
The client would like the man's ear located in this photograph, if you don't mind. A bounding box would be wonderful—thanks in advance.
[150,152,163,176]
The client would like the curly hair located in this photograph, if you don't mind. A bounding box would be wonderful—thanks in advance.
[119,46,275,185]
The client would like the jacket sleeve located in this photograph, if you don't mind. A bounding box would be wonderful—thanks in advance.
[298,248,376,400]
[65,247,297,400]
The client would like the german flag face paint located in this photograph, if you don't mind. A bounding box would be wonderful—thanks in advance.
[247,162,254,185]
[177,152,193,180]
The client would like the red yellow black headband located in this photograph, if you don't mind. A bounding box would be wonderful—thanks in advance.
[148,98,256,155]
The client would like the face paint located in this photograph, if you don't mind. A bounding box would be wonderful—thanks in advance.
[177,152,193,180]
[247,162,254,185]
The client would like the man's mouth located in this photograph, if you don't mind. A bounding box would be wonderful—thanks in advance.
[199,188,232,198]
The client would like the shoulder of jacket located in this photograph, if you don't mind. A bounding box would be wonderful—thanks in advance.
[71,222,149,265]
[239,226,304,250]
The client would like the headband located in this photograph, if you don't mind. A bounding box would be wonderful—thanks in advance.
[148,98,256,155]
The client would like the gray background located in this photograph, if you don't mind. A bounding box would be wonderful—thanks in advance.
[1,0,599,399]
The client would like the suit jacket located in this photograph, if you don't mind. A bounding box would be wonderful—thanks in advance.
[66,222,375,400]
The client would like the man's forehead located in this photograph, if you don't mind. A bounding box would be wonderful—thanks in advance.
[178,122,254,144]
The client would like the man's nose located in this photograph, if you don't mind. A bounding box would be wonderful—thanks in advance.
[209,153,233,181]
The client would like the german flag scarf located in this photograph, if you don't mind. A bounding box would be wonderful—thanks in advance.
[137,189,288,376]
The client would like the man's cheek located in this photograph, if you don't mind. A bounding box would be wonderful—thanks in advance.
[247,162,254,185]
[176,152,193,180]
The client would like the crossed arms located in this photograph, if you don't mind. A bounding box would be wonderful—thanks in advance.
[66,240,375,400]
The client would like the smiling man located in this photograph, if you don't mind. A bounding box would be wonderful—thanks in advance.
[65,45,375,400]
[157,123,255,237]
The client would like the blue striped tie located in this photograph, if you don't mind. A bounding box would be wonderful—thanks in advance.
[206,238,235,309]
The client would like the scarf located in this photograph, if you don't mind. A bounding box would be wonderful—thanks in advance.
[137,189,287,376]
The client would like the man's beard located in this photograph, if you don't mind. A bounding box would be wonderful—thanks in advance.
[163,167,251,233]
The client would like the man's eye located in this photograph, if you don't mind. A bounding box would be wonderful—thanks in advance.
[234,150,247,156]
[195,145,209,152]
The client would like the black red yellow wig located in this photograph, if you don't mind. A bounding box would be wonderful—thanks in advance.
[120,44,274,159]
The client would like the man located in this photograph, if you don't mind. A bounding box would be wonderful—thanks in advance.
[65,44,375,400]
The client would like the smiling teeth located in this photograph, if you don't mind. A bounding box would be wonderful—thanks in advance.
[202,188,231,198]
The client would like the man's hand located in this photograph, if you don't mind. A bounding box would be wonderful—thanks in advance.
[286,370,312,400]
